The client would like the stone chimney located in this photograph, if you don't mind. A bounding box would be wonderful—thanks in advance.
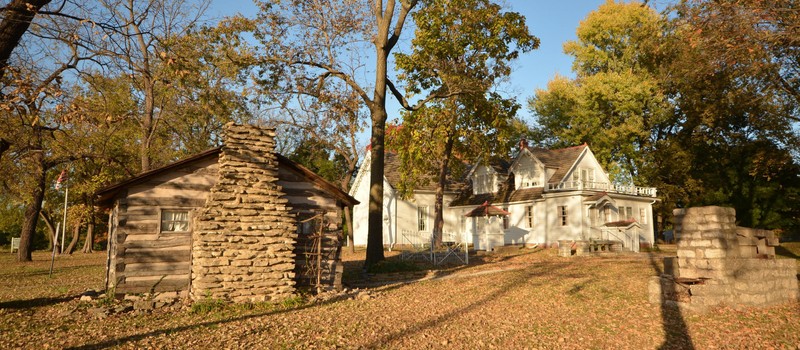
[519,138,528,150]
[191,123,298,302]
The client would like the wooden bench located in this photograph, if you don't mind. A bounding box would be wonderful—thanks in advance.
[10,237,20,253]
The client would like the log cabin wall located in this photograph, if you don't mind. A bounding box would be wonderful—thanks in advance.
[107,157,219,295]
[278,165,345,291]
[191,124,298,302]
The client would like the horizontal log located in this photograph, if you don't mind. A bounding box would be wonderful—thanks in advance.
[115,276,190,294]
[118,261,191,272]
[119,249,191,264]
[122,236,191,250]
[126,197,207,207]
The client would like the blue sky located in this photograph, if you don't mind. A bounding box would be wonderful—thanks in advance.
[208,0,610,122]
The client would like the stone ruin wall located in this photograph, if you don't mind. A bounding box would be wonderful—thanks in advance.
[649,206,798,311]
[191,124,298,302]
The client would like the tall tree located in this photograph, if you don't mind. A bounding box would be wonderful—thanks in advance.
[255,0,537,266]
[530,0,669,182]
[0,0,51,81]
[89,0,213,172]
[391,0,537,246]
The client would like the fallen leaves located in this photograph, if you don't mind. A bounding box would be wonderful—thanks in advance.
[0,249,798,349]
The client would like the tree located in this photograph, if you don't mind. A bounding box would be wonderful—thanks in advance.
[89,0,215,172]
[529,1,669,182]
[255,0,537,267]
[390,0,537,246]
[0,0,52,81]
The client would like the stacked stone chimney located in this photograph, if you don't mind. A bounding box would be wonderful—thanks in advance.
[191,123,298,302]
[650,206,798,312]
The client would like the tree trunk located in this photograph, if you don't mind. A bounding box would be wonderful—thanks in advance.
[39,211,56,252]
[0,0,52,80]
[64,220,81,255]
[17,129,46,262]
[82,213,94,253]
[365,107,387,268]
[432,132,456,247]
[344,205,355,253]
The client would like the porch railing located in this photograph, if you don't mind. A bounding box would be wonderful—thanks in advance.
[547,180,657,197]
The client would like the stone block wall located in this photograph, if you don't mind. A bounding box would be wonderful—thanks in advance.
[191,124,298,302]
[649,206,798,312]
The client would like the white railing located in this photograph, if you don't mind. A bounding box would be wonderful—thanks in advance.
[547,181,657,197]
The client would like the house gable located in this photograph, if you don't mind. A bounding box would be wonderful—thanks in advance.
[563,147,610,186]
[508,149,545,189]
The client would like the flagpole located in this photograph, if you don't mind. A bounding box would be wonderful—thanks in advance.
[49,222,60,278]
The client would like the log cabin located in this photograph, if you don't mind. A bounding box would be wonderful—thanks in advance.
[96,124,358,302]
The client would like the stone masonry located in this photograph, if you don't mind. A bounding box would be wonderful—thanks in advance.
[649,206,798,312]
[191,123,298,302]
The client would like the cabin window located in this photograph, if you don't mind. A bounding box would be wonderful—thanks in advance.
[558,206,567,226]
[526,205,534,228]
[160,210,189,232]
[417,206,429,232]
[639,208,647,224]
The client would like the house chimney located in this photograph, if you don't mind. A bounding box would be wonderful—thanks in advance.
[519,138,528,150]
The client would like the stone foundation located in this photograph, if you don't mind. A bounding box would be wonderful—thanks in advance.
[649,206,798,312]
[191,124,298,302]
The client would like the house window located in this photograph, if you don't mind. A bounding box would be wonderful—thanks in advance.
[639,208,647,224]
[418,206,429,232]
[603,205,612,223]
[558,206,567,226]
[474,173,495,194]
[572,168,596,186]
[625,207,633,220]
[160,210,189,232]
[526,205,534,228]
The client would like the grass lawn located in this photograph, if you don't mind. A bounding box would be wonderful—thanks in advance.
[0,246,798,349]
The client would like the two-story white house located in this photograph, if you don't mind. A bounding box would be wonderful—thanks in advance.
[450,143,658,251]
[350,142,658,252]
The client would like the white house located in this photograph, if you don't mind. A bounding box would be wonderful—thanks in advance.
[349,151,464,248]
[350,143,659,252]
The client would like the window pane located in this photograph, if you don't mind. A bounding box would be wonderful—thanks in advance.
[161,210,189,232]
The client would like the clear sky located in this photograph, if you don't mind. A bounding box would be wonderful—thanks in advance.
[207,0,610,123]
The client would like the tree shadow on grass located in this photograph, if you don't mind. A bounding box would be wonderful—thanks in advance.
[648,252,694,350]
[361,261,571,348]
[0,295,79,310]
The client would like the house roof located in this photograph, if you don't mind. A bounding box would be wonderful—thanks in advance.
[95,147,359,208]
[604,219,641,228]
[450,173,545,207]
[464,201,511,217]
[526,144,587,184]
[450,144,587,207]
[382,151,464,192]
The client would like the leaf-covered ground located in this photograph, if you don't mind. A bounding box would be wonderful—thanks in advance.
[1,245,798,349]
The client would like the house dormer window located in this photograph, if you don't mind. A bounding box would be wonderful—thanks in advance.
[518,166,540,188]
[473,172,496,194]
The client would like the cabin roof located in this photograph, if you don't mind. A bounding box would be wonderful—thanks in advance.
[95,147,359,207]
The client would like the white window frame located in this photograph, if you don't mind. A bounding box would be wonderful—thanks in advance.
[639,207,647,224]
[626,206,634,220]
[526,205,534,228]
[159,209,190,233]
[417,206,429,232]
[559,206,568,226]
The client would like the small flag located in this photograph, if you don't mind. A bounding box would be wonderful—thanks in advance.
[55,169,68,190]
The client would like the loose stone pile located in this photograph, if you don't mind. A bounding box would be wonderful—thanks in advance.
[191,123,298,302]
[649,206,798,312]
